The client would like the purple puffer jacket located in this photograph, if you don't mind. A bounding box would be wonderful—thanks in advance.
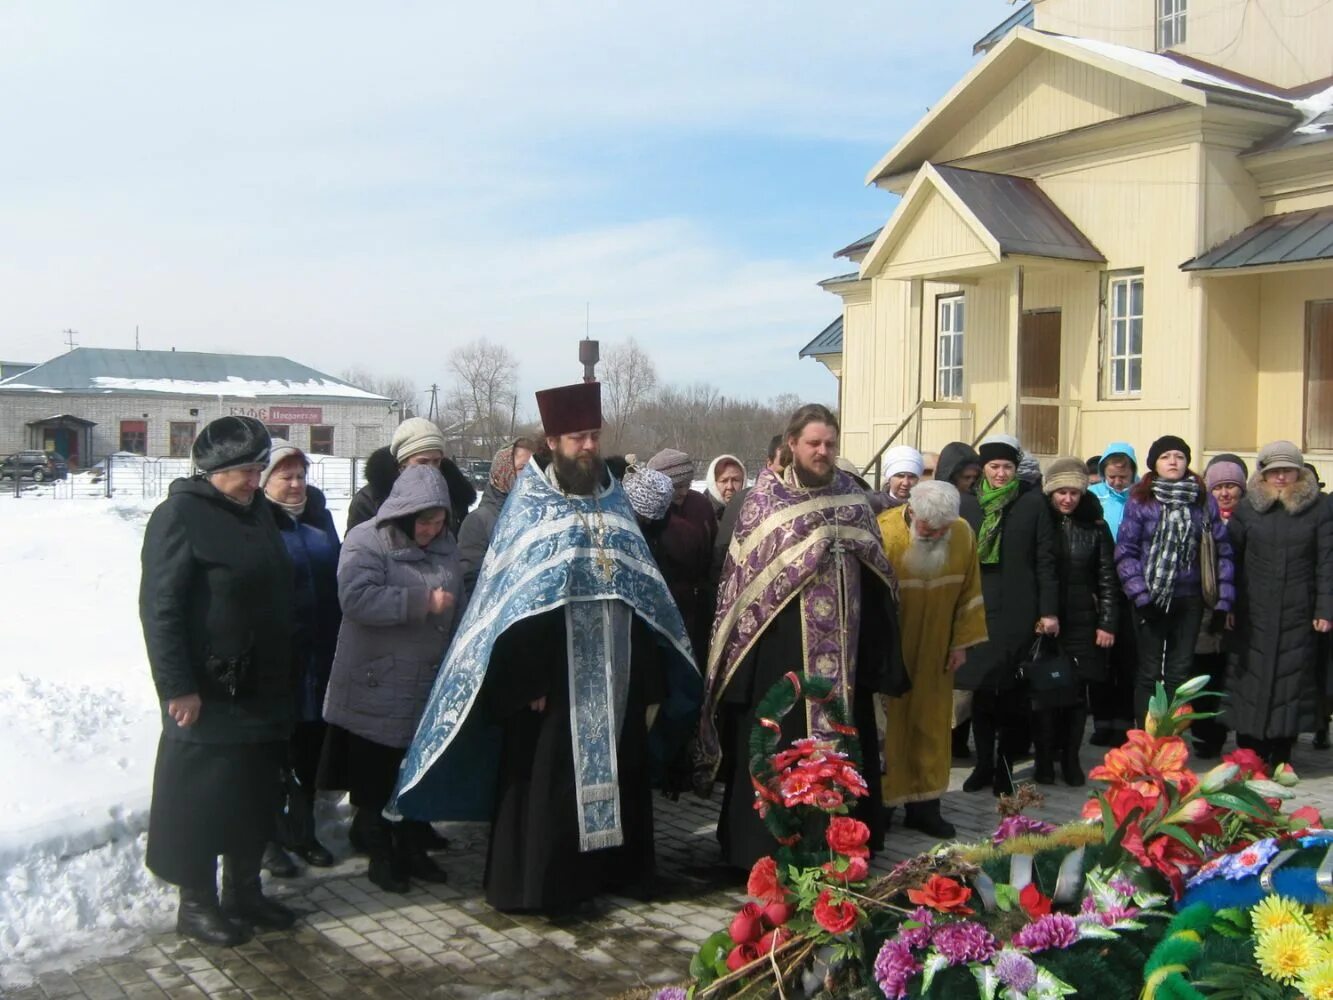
[1115,483,1235,612]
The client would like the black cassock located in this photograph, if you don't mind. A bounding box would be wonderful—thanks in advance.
[715,572,902,871]
[480,604,666,913]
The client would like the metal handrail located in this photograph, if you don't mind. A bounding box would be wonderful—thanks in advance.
[859,401,926,488]
[971,405,1009,447]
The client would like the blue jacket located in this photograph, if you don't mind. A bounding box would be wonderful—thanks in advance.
[1089,441,1138,540]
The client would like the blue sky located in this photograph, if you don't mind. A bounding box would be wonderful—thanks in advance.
[0,1,1006,414]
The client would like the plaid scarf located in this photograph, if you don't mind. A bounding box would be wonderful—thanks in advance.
[1145,477,1200,608]
[976,477,1020,565]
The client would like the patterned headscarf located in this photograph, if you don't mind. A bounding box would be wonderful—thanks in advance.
[623,467,673,521]
[489,444,517,494]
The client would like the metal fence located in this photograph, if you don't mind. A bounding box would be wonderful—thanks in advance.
[3,454,369,501]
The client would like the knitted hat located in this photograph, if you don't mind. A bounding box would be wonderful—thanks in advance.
[1208,453,1249,480]
[535,381,601,437]
[260,438,308,487]
[390,417,446,464]
[647,448,694,488]
[1257,439,1303,474]
[623,467,673,521]
[1204,460,1246,491]
[192,415,271,474]
[1147,435,1192,471]
[884,445,924,480]
[1042,456,1088,495]
[977,433,1021,467]
[1017,452,1043,486]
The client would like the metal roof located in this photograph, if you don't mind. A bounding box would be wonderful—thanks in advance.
[817,271,862,288]
[833,228,883,259]
[1182,206,1333,271]
[973,0,1034,55]
[935,165,1106,263]
[799,316,844,358]
[0,347,390,401]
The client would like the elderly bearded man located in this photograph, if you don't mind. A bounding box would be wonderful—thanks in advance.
[879,481,987,838]
[700,403,905,871]
[393,382,693,913]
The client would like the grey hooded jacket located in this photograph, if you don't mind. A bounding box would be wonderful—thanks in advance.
[323,465,466,748]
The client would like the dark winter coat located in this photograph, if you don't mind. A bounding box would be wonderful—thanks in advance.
[140,476,294,744]
[324,467,467,749]
[458,481,507,598]
[936,442,983,533]
[1226,469,1333,739]
[267,485,342,722]
[955,485,1059,691]
[347,445,477,535]
[1114,477,1235,613]
[711,486,750,586]
[1050,491,1118,681]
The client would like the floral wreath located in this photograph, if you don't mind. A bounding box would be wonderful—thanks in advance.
[748,671,866,870]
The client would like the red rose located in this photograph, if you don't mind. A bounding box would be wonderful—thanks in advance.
[725,943,761,972]
[822,855,869,882]
[1019,883,1052,919]
[826,816,871,859]
[906,875,974,915]
[1224,748,1269,781]
[747,857,788,905]
[813,889,860,935]
[729,902,763,944]
[756,927,792,952]
[762,901,794,928]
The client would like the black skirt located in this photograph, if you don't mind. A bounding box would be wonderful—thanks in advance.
[316,724,405,812]
[146,736,284,889]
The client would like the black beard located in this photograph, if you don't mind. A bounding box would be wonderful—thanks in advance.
[552,452,604,496]
[793,459,835,488]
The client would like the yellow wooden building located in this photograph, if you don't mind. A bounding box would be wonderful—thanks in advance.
[806,0,1333,480]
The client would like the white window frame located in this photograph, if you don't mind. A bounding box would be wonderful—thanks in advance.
[1104,271,1144,398]
[1157,0,1186,50]
[936,295,965,401]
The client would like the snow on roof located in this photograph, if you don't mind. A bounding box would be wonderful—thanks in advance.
[87,375,384,399]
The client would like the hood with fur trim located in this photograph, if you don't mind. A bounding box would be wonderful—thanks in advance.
[361,444,477,515]
[1246,467,1322,515]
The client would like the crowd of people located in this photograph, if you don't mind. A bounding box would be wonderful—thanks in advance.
[137,391,1333,946]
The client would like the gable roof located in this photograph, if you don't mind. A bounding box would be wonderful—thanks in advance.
[833,229,884,260]
[799,316,844,359]
[1181,206,1333,272]
[867,27,1302,185]
[973,0,1033,55]
[0,348,390,401]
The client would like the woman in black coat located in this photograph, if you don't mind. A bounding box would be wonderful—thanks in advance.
[954,435,1059,796]
[139,417,296,947]
[1040,458,1117,787]
[1227,441,1333,769]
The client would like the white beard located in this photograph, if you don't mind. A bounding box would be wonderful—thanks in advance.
[901,533,951,579]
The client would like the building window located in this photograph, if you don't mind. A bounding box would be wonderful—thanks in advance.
[169,422,195,458]
[936,295,965,400]
[1157,0,1186,49]
[120,420,147,455]
[266,424,291,442]
[310,425,334,455]
[1104,271,1144,397]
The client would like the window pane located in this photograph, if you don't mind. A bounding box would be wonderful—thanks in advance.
[1130,278,1144,317]
[1129,358,1143,392]
[1112,280,1127,317]
[1112,360,1126,394]
[1130,318,1143,356]
[952,370,963,398]
[954,333,964,365]
[955,301,965,330]
[939,301,951,331]
[311,425,334,455]
[1112,319,1126,356]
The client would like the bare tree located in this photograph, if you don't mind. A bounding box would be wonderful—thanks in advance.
[442,339,519,457]
[340,366,420,417]
[600,339,658,449]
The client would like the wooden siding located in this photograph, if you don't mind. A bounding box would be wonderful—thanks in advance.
[1257,270,1333,449]
[1032,0,1155,51]
[1202,146,1263,256]
[933,49,1177,164]
[1202,275,1261,452]
[884,187,995,277]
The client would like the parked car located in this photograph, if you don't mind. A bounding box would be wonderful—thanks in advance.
[464,458,491,489]
[0,450,69,482]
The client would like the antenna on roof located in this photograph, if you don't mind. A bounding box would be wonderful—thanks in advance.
[135,325,140,351]
[62,328,78,351]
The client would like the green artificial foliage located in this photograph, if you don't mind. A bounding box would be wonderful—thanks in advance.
[919,963,978,998]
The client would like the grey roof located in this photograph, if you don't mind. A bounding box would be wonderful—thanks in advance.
[817,271,862,288]
[1248,96,1333,155]
[1181,206,1333,271]
[834,228,883,259]
[935,165,1106,263]
[0,347,390,401]
[0,361,37,380]
[974,0,1034,55]
[799,316,844,358]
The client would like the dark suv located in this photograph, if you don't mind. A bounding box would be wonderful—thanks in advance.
[0,450,70,482]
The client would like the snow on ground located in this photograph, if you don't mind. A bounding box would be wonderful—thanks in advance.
[0,493,350,986]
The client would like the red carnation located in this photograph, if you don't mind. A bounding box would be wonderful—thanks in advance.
[725,943,761,972]
[823,855,869,882]
[756,927,792,953]
[826,816,871,859]
[747,857,788,905]
[1224,747,1269,781]
[762,901,794,928]
[813,889,860,935]
[728,902,763,944]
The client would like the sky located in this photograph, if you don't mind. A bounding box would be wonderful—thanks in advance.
[0,1,1005,414]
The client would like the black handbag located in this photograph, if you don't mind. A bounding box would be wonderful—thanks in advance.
[1019,635,1081,709]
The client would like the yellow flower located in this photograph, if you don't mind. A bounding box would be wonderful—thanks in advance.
[1252,895,1310,935]
[1313,904,1333,935]
[1256,924,1321,985]
[1300,959,1333,1000]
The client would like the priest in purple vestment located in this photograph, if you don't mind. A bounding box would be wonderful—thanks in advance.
[699,404,906,871]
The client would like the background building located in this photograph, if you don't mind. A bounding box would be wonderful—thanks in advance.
[810,0,1333,482]
[0,348,397,467]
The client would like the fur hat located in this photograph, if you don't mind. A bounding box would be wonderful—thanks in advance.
[192,416,271,474]
[535,382,601,437]
[1042,456,1088,495]
[1147,435,1192,471]
[390,417,446,464]
[260,438,307,487]
[623,467,673,521]
[884,445,924,480]
[977,433,1021,467]
[1257,439,1303,474]
[647,448,694,488]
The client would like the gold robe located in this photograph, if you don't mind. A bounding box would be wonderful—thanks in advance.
[879,506,987,807]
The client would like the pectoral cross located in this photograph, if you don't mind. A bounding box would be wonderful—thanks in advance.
[595,548,616,580]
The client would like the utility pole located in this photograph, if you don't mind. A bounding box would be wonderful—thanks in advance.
[135,325,140,351]
[426,383,440,423]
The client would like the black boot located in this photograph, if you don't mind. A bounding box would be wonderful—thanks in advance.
[177,885,251,947]
[1089,725,1115,747]
[964,712,995,793]
[1316,724,1330,750]
[281,792,334,867]
[951,723,971,761]
[903,799,956,839]
[348,807,377,855]
[1062,708,1087,787]
[366,818,410,894]
[221,850,297,930]
[400,821,449,884]
[1266,739,1294,771]
[403,818,450,851]
[261,841,298,879]
[1032,711,1056,786]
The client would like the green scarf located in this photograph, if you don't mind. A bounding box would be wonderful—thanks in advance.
[977,478,1020,565]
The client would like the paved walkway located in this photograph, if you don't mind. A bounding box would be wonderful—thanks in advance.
[10,735,1333,1000]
